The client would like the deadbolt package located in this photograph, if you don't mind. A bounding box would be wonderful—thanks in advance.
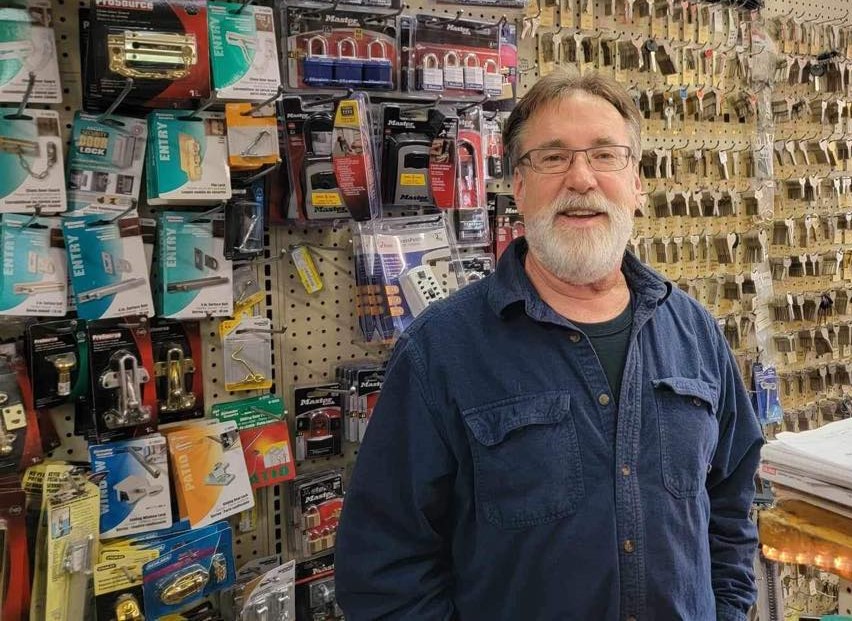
[156,210,233,318]
[402,14,503,97]
[283,7,399,93]
[0,110,66,213]
[86,317,158,443]
[62,212,154,320]
[82,0,210,110]
[0,214,67,317]
[89,434,173,539]
[66,113,147,214]
[208,2,281,101]
[149,318,204,424]
[0,0,61,103]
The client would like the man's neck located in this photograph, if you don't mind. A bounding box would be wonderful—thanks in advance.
[524,251,631,324]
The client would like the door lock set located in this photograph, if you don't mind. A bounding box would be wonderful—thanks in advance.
[99,350,152,430]
[108,30,198,80]
[154,346,196,413]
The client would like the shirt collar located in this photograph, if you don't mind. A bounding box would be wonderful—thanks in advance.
[487,237,672,320]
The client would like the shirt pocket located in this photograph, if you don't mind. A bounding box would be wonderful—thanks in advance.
[462,392,584,529]
[652,377,720,500]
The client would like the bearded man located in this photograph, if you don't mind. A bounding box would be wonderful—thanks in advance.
[335,71,763,621]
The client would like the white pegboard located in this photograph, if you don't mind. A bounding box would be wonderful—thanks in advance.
[840,578,852,616]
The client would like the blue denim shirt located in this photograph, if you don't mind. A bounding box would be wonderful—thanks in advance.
[336,238,763,621]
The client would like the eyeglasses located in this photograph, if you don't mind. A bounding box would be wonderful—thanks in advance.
[518,145,633,173]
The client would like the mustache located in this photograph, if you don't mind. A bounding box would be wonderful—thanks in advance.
[548,193,616,216]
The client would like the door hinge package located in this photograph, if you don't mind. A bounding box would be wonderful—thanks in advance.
[150,318,204,424]
[0,0,62,103]
[66,113,147,214]
[86,316,158,443]
[156,210,233,318]
[166,420,255,528]
[62,212,154,320]
[146,111,232,205]
[208,2,281,101]
[0,110,66,213]
[0,214,67,316]
[83,0,210,110]
[89,434,173,539]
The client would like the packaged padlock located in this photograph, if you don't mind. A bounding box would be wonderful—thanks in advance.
[331,93,382,222]
[293,383,344,461]
[290,470,344,559]
[282,6,399,92]
[405,15,502,98]
[452,106,490,247]
[294,554,343,621]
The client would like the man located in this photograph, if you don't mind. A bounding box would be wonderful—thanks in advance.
[335,71,763,621]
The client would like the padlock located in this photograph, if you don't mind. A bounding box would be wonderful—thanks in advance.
[416,52,443,91]
[443,50,464,89]
[334,37,363,86]
[303,35,335,86]
[463,53,484,91]
[483,58,502,95]
[363,39,393,88]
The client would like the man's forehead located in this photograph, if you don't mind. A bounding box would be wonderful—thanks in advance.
[523,94,630,144]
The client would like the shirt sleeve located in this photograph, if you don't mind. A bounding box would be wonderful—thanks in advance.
[335,333,457,621]
[706,327,764,619]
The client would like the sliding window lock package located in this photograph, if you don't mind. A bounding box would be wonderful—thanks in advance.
[0,0,62,103]
[0,110,66,213]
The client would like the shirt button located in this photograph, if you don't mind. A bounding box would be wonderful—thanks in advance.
[691,397,703,407]
[623,539,635,553]
[568,332,581,343]
[621,465,631,476]
[598,393,611,406]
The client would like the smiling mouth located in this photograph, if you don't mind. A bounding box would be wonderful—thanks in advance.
[557,210,606,219]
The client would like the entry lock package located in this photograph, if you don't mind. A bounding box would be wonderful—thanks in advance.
[0,110,66,213]
[66,113,147,214]
[0,214,67,316]
[83,0,210,110]
[208,3,281,101]
[157,211,233,318]
[166,420,255,528]
[146,111,232,205]
[89,435,173,539]
[0,0,62,103]
[62,212,154,320]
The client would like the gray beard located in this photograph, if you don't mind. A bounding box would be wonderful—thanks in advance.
[524,192,634,285]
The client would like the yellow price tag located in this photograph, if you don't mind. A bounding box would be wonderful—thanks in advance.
[400,173,426,186]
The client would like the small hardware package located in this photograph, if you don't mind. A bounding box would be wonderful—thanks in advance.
[290,470,343,559]
[0,361,43,472]
[239,561,296,621]
[156,210,233,318]
[219,315,273,392]
[146,111,232,205]
[166,419,255,528]
[26,319,88,410]
[83,0,210,110]
[62,212,154,320]
[66,113,147,214]
[0,110,66,213]
[0,0,62,103]
[211,393,295,490]
[208,2,281,101]
[149,318,204,424]
[0,214,67,316]
[86,316,158,443]
[294,553,342,620]
[225,103,280,172]
[89,434,173,539]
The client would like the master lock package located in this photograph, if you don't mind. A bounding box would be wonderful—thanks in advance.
[62,212,155,320]
[0,0,62,103]
[82,0,210,110]
[402,14,503,97]
[149,318,204,424]
[283,6,398,92]
[281,96,348,221]
[290,470,344,559]
[293,383,343,461]
[0,110,66,213]
[0,214,67,317]
[85,316,158,443]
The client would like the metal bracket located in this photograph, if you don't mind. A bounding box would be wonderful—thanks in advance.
[108,30,198,80]
[206,461,235,485]
[99,351,151,429]
[178,132,202,181]
[167,276,229,292]
[153,346,196,413]
[13,281,65,295]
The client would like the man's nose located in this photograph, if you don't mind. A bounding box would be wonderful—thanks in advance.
[560,152,599,194]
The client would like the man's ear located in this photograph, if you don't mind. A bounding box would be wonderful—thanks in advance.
[513,166,526,213]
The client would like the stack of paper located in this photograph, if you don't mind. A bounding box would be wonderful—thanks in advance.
[760,417,852,508]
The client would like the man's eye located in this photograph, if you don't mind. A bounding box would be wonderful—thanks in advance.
[592,150,617,160]
[542,153,568,162]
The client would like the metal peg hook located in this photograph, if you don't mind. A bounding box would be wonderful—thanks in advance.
[107,199,138,223]
[241,162,281,186]
[22,204,43,228]
[230,0,254,14]
[97,78,134,122]
[241,85,285,116]
[6,72,35,119]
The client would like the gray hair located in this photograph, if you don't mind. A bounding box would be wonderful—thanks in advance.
[503,71,642,166]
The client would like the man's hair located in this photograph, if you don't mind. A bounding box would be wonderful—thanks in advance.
[503,71,642,166]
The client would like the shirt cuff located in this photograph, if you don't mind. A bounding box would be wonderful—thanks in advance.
[716,601,748,621]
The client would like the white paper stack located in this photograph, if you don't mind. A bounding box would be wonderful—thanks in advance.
[760,417,852,508]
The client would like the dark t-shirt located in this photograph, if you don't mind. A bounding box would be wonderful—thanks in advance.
[573,296,634,404]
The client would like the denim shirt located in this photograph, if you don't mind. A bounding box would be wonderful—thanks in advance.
[336,238,763,621]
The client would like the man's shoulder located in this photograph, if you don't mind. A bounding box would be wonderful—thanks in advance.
[403,276,496,341]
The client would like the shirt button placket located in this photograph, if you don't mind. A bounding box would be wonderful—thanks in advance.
[598,393,611,406]
[623,539,634,553]
[621,464,631,476]
[568,332,581,343]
